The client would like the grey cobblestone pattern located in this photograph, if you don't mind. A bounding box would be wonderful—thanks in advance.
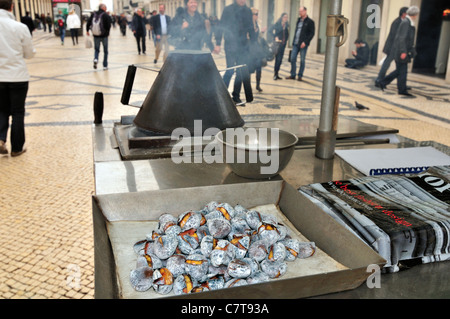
[0,27,449,299]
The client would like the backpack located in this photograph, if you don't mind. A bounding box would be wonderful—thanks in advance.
[91,12,104,36]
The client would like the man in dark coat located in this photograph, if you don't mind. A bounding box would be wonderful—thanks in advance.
[131,8,147,54]
[46,13,52,33]
[375,7,408,86]
[379,6,420,97]
[345,39,370,69]
[214,0,256,105]
[150,4,171,63]
[21,11,35,36]
[287,6,315,81]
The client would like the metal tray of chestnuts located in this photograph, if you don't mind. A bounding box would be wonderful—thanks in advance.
[92,180,385,299]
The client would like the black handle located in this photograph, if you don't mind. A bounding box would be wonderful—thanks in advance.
[120,65,137,105]
[93,91,104,124]
[241,65,253,103]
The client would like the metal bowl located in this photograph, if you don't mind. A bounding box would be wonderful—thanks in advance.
[215,128,298,179]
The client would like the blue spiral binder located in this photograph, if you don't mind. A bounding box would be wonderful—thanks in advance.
[369,166,429,176]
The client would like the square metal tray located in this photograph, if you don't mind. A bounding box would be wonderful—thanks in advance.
[92,181,385,299]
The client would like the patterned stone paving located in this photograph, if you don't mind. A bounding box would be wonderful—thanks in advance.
[0,26,449,299]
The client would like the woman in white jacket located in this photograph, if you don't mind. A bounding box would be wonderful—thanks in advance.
[0,0,35,157]
[66,10,81,45]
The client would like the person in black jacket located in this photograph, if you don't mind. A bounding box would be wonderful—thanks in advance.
[86,4,112,70]
[169,0,214,51]
[214,0,255,105]
[345,39,370,69]
[378,6,419,97]
[287,6,314,81]
[21,11,35,36]
[269,13,289,81]
[375,7,408,87]
[131,8,147,54]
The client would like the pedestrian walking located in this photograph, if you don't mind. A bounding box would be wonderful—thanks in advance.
[41,13,46,32]
[169,0,214,52]
[118,13,127,36]
[149,10,157,43]
[131,8,147,54]
[46,13,52,33]
[345,39,370,69]
[269,12,289,81]
[66,9,81,45]
[0,0,36,157]
[287,6,315,81]
[21,11,35,36]
[249,7,267,92]
[86,4,112,70]
[375,7,408,87]
[150,4,171,63]
[55,10,66,45]
[378,6,420,97]
[214,0,255,105]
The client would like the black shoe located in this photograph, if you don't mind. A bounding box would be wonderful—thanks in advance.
[232,96,242,104]
[297,77,303,81]
[154,59,157,64]
[233,97,245,106]
[378,82,386,91]
[93,59,98,69]
[273,75,282,80]
[375,80,381,88]
[286,76,295,80]
[399,92,415,98]
[256,86,263,92]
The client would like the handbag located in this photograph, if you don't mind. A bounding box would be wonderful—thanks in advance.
[85,37,93,49]
[258,37,274,62]
[271,41,281,56]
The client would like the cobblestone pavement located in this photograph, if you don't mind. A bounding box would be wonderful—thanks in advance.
[0,27,449,299]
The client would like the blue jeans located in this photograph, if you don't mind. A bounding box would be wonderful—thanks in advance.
[59,28,65,43]
[94,36,109,68]
[290,45,308,78]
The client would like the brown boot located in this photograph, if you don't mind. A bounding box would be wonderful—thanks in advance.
[11,148,26,157]
[0,140,8,154]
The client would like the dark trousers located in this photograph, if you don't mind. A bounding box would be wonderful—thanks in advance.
[120,25,126,36]
[70,29,78,45]
[345,58,366,69]
[223,48,246,100]
[382,61,408,93]
[0,82,28,152]
[274,43,286,75]
[255,67,262,87]
[376,53,395,82]
[134,34,146,54]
